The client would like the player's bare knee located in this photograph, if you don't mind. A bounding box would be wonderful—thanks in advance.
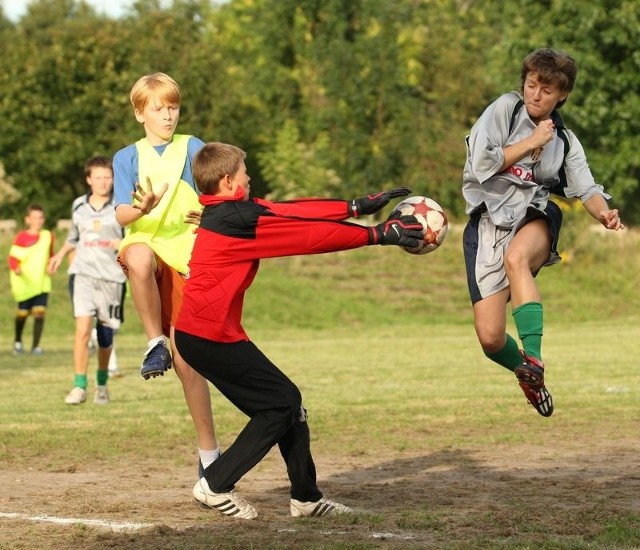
[477,331,505,353]
[124,245,155,275]
[504,248,527,276]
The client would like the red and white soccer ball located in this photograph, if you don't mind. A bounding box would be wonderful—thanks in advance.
[391,195,448,255]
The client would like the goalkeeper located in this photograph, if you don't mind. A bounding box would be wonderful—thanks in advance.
[175,141,422,520]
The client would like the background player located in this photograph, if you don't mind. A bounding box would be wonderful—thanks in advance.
[49,156,126,405]
[8,204,54,355]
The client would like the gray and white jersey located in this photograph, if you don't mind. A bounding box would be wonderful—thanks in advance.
[66,194,126,283]
[462,91,609,228]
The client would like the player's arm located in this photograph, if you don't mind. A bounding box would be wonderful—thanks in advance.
[115,177,169,227]
[48,240,76,273]
[583,194,624,231]
[259,198,353,220]
[115,203,143,227]
[7,253,21,274]
[249,213,423,259]
[184,209,203,227]
[8,234,28,275]
[500,120,555,171]
[262,187,410,220]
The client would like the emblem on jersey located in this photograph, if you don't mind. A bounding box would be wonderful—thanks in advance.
[93,220,102,232]
[531,146,543,162]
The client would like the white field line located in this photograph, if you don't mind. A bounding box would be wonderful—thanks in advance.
[0,511,154,532]
[1,511,415,540]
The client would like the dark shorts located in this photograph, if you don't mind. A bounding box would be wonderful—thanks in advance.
[17,293,49,312]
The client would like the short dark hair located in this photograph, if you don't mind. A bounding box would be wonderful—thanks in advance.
[85,155,112,177]
[193,142,247,195]
[521,48,577,108]
[26,204,44,215]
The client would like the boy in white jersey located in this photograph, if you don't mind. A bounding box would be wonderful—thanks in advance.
[462,48,623,416]
[112,73,218,478]
[49,156,126,405]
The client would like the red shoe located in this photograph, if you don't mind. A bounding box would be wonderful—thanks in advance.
[514,352,554,417]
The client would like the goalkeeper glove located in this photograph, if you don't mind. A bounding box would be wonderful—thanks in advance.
[368,215,424,247]
[350,187,411,217]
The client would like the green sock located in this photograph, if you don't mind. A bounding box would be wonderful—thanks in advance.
[513,301,543,361]
[74,374,88,390]
[484,333,522,372]
[97,369,109,386]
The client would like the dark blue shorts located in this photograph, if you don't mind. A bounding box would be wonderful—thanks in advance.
[17,293,49,311]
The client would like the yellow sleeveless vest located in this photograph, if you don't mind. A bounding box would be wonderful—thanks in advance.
[9,230,52,302]
[120,135,200,274]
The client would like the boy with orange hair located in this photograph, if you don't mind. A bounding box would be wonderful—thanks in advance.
[113,73,218,476]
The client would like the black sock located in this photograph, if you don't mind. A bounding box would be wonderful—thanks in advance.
[32,317,45,349]
[14,315,27,343]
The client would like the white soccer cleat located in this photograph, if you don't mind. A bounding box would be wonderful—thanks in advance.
[93,385,110,405]
[65,387,87,405]
[193,478,257,519]
[290,497,352,517]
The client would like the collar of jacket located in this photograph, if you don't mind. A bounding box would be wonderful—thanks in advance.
[199,186,246,206]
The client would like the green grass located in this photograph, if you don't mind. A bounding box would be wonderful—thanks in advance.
[0,225,639,548]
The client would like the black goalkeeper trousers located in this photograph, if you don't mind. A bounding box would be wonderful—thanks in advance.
[175,330,323,502]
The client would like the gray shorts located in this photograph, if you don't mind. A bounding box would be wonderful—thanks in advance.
[463,202,562,304]
[70,273,125,330]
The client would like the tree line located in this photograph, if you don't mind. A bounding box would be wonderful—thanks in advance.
[0,0,638,224]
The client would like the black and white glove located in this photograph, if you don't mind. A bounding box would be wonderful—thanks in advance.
[368,215,424,247]
[350,187,411,217]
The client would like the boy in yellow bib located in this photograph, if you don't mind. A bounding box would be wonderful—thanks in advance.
[113,73,219,478]
[8,204,54,355]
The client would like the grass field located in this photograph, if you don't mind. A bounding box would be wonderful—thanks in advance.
[0,222,639,549]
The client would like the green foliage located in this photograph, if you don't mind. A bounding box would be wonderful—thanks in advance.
[258,120,342,199]
[476,0,640,223]
[0,1,134,219]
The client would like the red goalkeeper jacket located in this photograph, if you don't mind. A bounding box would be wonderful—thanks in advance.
[175,190,373,343]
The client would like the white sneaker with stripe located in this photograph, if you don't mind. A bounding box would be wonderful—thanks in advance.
[290,497,352,517]
[193,478,257,519]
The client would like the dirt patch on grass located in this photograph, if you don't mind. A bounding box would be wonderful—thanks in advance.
[1,436,639,549]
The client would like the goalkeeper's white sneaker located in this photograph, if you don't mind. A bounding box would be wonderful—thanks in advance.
[65,387,87,405]
[290,497,352,517]
[193,478,257,519]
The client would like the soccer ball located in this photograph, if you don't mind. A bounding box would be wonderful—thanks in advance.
[391,195,448,255]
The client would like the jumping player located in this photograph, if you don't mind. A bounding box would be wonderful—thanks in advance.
[462,48,623,417]
[113,72,218,477]
[175,142,419,519]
